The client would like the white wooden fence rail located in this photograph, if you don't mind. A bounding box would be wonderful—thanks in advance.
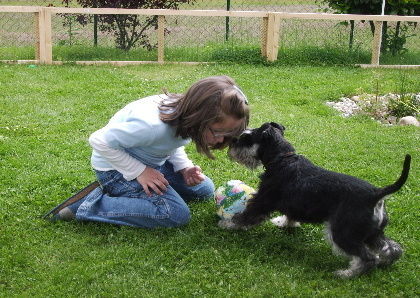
[1,6,419,66]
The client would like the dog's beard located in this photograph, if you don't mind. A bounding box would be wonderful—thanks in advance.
[228,144,261,169]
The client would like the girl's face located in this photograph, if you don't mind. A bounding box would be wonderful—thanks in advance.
[204,116,244,147]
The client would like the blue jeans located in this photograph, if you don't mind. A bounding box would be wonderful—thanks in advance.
[76,162,215,228]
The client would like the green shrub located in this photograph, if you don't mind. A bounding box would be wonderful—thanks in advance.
[389,94,420,118]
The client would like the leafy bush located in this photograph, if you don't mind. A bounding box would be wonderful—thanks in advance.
[317,0,420,55]
[389,93,420,118]
[62,0,195,51]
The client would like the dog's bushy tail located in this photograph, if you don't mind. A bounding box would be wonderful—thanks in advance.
[375,154,411,201]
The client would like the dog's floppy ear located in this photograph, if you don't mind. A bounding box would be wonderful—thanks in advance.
[270,122,285,135]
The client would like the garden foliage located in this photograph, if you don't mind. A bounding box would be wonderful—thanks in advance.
[317,0,420,54]
[62,0,196,51]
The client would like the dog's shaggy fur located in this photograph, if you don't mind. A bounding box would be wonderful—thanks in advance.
[223,122,411,278]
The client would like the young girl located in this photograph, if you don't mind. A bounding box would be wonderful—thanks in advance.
[47,75,250,228]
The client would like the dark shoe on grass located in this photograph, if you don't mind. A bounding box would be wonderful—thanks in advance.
[43,181,100,220]
[52,207,76,221]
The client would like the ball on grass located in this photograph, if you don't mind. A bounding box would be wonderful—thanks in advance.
[215,180,255,220]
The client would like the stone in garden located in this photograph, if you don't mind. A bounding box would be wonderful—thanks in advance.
[398,116,419,127]
[387,116,397,125]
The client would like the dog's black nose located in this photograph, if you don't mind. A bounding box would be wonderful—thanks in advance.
[230,137,238,144]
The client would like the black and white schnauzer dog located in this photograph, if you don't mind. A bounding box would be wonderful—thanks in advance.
[223,122,411,278]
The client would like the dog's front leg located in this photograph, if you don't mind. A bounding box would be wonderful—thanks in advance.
[231,197,274,229]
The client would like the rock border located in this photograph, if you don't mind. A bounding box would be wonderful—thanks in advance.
[326,93,420,126]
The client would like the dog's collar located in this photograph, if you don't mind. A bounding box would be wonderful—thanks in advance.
[264,151,297,169]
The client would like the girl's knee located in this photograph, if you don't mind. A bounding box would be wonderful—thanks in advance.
[194,177,215,200]
[169,203,191,227]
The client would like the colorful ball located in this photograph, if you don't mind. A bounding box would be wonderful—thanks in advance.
[215,180,256,220]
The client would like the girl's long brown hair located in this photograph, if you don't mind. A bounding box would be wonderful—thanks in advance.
[159,75,250,158]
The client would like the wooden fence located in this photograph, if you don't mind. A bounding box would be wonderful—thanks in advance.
[1,6,419,67]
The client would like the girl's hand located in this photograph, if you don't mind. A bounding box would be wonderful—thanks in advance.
[180,166,205,186]
[136,167,169,196]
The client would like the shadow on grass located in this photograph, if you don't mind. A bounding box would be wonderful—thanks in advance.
[210,45,372,66]
[3,44,418,66]
[41,200,345,277]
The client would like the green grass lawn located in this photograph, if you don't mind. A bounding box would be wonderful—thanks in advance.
[0,63,418,297]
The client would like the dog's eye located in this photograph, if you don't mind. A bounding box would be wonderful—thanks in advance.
[240,133,254,145]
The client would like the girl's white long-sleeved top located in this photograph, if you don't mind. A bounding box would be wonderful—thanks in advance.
[89,94,194,181]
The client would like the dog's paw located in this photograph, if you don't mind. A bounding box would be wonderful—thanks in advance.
[334,269,357,279]
[271,215,301,228]
[334,267,370,279]
[377,239,403,267]
[218,219,244,230]
[334,257,376,279]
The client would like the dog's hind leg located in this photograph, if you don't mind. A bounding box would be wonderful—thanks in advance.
[329,219,378,278]
[365,201,403,267]
[332,240,378,279]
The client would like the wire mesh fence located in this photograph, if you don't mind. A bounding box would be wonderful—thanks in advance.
[0,0,419,65]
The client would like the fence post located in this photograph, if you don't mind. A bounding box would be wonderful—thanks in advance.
[265,13,281,62]
[34,7,52,64]
[157,15,165,63]
[261,16,268,57]
[225,0,231,41]
[371,21,383,65]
